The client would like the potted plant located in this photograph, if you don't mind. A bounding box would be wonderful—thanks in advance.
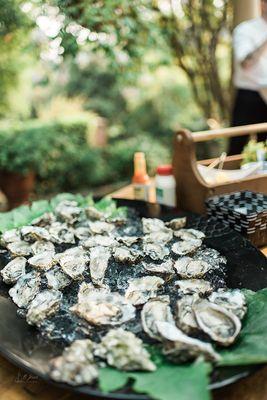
[0,127,40,208]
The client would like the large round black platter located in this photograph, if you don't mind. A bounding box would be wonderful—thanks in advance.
[0,198,266,399]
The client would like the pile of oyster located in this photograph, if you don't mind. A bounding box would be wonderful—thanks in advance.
[0,200,247,386]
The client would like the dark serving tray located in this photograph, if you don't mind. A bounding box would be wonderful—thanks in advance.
[0,198,266,399]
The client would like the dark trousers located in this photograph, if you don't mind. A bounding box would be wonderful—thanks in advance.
[228,89,267,155]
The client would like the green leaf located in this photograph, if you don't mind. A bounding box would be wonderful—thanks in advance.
[219,289,267,366]
[0,211,14,233]
[11,205,32,227]
[30,200,51,218]
[50,193,78,209]
[129,361,211,400]
[95,197,116,213]
[98,367,129,393]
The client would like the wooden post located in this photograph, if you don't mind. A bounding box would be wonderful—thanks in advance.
[234,0,260,26]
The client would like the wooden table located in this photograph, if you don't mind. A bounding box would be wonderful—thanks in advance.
[0,185,266,400]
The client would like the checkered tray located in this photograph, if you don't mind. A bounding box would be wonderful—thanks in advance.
[205,191,267,247]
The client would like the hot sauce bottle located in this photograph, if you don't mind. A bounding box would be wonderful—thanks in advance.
[132,152,151,201]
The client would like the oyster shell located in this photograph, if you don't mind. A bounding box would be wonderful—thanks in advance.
[9,271,41,308]
[166,218,186,230]
[176,295,199,333]
[174,228,205,241]
[141,296,175,341]
[31,212,56,227]
[90,246,111,286]
[85,206,104,221]
[143,229,173,244]
[117,236,140,247]
[20,226,50,242]
[174,257,211,279]
[89,221,115,235]
[94,328,156,371]
[1,229,20,246]
[193,299,242,346]
[45,266,72,290]
[0,257,26,284]
[28,251,55,271]
[71,291,136,326]
[49,222,75,244]
[74,227,91,241]
[142,218,165,234]
[171,239,202,256]
[209,289,247,320]
[26,289,62,326]
[56,247,89,279]
[7,241,32,257]
[156,321,220,363]
[143,243,170,261]
[49,339,98,386]
[143,259,174,275]
[125,276,164,306]
[113,247,141,264]
[175,279,213,295]
[82,235,118,248]
[77,282,110,303]
[55,200,82,224]
[31,240,55,255]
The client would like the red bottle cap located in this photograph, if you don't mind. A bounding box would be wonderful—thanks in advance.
[156,165,173,176]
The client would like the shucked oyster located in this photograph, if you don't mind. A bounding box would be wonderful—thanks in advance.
[176,295,199,334]
[55,200,82,224]
[113,247,141,264]
[0,257,26,284]
[85,206,105,221]
[0,229,20,246]
[31,212,56,227]
[89,221,115,235]
[94,328,156,371]
[117,236,140,247]
[143,229,173,244]
[125,276,164,306]
[50,339,98,386]
[141,296,175,341]
[26,289,62,326]
[49,222,75,244]
[142,218,165,234]
[71,291,136,326]
[77,282,110,303]
[143,259,174,275]
[56,247,89,279]
[7,241,32,257]
[175,279,213,295]
[174,257,211,279]
[82,235,118,248]
[171,239,202,256]
[20,226,50,242]
[174,229,205,241]
[209,289,247,320]
[28,251,55,271]
[9,271,41,308]
[156,321,220,363]
[31,240,55,255]
[74,227,91,241]
[143,243,170,261]
[193,299,242,346]
[166,218,186,230]
[90,246,111,286]
[45,266,72,290]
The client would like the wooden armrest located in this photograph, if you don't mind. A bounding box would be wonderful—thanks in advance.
[190,123,267,142]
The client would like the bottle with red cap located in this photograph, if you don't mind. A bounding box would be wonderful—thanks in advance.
[155,164,176,207]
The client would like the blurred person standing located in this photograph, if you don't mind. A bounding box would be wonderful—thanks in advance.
[229,0,267,155]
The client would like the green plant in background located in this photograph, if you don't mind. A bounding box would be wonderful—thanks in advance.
[241,140,267,165]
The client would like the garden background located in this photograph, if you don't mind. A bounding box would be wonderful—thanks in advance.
[0,0,235,203]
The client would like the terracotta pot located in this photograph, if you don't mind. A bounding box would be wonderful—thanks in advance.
[0,171,35,209]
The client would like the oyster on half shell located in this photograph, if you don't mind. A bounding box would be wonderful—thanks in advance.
[77,282,110,303]
[94,328,156,371]
[20,226,50,242]
[208,289,247,320]
[116,236,140,247]
[143,243,170,261]
[31,240,55,255]
[166,218,186,230]
[174,257,211,279]
[55,200,82,224]
[0,256,26,284]
[113,247,141,264]
[193,299,242,346]
[142,218,165,234]
[89,221,115,235]
[0,229,20,246]
[156,321,220,363]
[28,251,55,271]
[71,291,136,326]
[90,246,111,286]
[143,259,174,275]
[45,266,72,290]
[175,279,213,295]
[141,296,175,341]
[49,222,75,244]
[56,247,89,279]
[171,239,202,256]
[50,339,98,386]
[174,229,206,241]
[7,241,32,257]
[9,271,41,308]
[143,229,173,244]
[176,295,199,333]
[26,289,62,326]
[82,235,118,249]
[125,276,164,306]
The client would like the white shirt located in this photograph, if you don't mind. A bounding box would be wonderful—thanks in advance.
[233,17,267,92]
